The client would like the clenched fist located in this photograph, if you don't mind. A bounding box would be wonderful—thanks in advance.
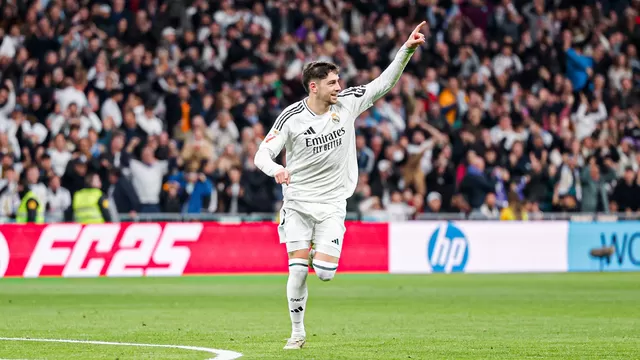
[274,168,290,185]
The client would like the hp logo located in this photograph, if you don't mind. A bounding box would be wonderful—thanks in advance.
[427,223,469,273]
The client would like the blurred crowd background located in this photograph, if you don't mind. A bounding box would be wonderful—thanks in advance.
[0,0,639,222]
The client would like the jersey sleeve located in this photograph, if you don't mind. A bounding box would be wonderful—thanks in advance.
[255,103,299,177]
[338,45,416,116]
[259,123,288,159]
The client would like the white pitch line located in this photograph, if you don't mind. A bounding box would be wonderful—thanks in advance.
[0,337,243,360]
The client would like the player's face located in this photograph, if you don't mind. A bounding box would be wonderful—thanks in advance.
[318,72,341,105]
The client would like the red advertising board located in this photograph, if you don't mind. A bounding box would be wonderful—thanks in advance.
[0,222,388,278]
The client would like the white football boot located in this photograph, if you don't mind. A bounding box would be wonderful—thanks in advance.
[283,337,306,350]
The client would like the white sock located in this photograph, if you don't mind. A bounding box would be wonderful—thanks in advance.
[312,259,338,281]
[287,258,308,338]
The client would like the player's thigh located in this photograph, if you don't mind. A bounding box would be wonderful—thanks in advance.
[278,208,313,259]
[312,214,346,262]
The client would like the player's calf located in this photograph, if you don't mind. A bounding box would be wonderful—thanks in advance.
[287,258,309,339]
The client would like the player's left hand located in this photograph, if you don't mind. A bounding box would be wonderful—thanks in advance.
[405,21,427,49]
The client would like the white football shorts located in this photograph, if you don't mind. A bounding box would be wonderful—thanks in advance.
[277,200,347,258]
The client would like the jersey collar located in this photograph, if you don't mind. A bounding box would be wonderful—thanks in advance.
[302,98,317,117]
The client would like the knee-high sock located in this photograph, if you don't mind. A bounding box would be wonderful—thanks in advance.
[287,258,309,338]
[312,259,338,281]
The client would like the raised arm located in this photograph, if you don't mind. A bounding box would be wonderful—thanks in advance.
[338,21,426,117]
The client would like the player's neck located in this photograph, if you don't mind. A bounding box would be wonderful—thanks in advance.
[306,96,330,116]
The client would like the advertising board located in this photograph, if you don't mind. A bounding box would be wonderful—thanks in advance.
[568,222,640,272]
[0,222,388,278]
[389,221,569,274]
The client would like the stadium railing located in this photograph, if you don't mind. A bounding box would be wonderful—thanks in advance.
[0,211,636,223]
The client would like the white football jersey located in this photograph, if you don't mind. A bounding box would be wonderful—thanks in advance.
[256,45,416,205]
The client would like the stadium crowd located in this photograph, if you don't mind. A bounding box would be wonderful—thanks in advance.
[0,0,638,222]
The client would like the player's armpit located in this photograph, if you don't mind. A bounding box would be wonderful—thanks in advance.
[338,45,416,117]
[256,106,295,177]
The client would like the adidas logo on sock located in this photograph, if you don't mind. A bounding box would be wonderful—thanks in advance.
[303,127,316,135]
[290,306,304,313]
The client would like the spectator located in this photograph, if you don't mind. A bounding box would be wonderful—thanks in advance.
[181,125,214,166]
[0,0,637,221]
[129,144,168,213]
[386,191,416,221]
[106,168,140,218]
[241,155,276,213]
[46,175,71,223]
[572,94,607,141]
[356,133,375,175]
[425,192,442,213]
[610,167,640,213]
[500,191,528,221]
[101,89,124,128]
[460,156,495,209]
[564,31,593,93]
[580,158,617,213]
[0,167,19,219]
[220,166,248,214]
[208,110,239,157]
[168,161,213,214]
[134,103,163,137]
[99,131,131,178]
[477,192,500,219]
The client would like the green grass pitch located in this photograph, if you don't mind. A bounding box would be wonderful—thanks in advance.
[0,273,638,359]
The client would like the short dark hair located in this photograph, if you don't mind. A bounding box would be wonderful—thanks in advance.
[301,61,340,93]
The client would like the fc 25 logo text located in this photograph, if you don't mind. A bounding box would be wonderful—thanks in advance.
[23,223,203,278]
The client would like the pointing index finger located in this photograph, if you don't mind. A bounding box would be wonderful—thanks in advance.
[412,21,427,35]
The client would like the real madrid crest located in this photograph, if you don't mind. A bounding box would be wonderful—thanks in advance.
[331,112,340,124]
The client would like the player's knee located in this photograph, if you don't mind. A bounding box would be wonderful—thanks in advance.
[316,268,335,282]
[312,259,337,282]
[288,258,309,284]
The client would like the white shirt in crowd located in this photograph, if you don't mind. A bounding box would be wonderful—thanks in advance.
[101,98,123,128]
[386,202,416,221]
[55,87,88,115]
[48,148,72,177]
[490,126,529,150]
[50,111,102,138]
[20,121,48,145]
[133,105,163,136]
[209,120,239,156]
[0,36,16,58]
[0,180,19,218]
[129,159,169,205]
[46,186,71,222]
[479,204,500,219]
[572,102,607,141]
[492,54,523,77]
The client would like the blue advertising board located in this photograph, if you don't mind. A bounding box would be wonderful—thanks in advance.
[568,222,640,272]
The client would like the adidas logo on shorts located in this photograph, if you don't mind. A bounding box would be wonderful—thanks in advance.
[332,238,340,245]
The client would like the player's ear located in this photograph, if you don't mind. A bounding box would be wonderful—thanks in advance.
[309,81,317,93]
